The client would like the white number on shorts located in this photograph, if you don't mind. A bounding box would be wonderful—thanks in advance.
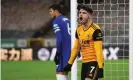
[90,66,95,73]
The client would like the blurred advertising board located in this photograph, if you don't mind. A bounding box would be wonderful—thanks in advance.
[0,48,33,61]
[0,44,129,61]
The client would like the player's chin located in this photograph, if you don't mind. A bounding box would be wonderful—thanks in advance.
[79,21,85,24]
[79,21,83,24]
[51,16,54,18]
[50,15,55,18]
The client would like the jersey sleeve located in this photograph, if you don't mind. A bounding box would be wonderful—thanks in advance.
[68,29,80,64]
[53,21,62,54]
[93,29,104,68]
[75,29,79,39]
[93,29,103,41]
[68,39,80,64]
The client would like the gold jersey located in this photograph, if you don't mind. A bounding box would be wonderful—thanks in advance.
[68,22,104,68]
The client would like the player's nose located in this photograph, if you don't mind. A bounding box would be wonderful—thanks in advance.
[79,13,83,17]
[79,14,82,18]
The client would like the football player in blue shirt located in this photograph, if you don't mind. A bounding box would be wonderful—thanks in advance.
[49,4,71,80]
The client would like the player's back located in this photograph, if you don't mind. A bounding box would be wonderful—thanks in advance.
[53,15,71,57]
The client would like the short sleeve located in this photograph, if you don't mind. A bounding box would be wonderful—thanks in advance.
[93,29,103,41]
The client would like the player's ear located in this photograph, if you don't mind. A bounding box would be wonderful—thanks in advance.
[55,10,59,14]
[88,14,93,19]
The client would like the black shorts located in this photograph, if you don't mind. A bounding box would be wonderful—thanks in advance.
[81,61,103,80]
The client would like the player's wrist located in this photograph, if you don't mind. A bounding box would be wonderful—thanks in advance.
[99,66,103,68]
[99,68,103,70]
[68,61,73,65]
[98,63,104,68]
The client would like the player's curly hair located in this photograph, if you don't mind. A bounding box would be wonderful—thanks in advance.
[79,4,93,15]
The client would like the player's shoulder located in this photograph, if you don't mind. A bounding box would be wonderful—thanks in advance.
[53,17,58,24]
[91,23,103,35]
[92,23,103,40]
[53,18,60,28]
[91,23,102,30]
[58,15,70,22]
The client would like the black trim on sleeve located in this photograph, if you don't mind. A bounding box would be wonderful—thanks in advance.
[75,30,79,39]
[93,29,103,41]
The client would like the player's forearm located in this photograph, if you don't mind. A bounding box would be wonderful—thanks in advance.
[56,41,61,53]
[68,39,80,64]
[68,48,79,64]
[94,41,104,68]
[56,32,62,53]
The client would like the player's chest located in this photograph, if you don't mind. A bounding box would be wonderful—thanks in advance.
[78,29,93,40]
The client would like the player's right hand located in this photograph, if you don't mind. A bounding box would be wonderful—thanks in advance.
[63,63,72,71]
[54,53,60,65]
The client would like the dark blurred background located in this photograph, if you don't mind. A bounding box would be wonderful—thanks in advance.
[1,0,129,58]
[1,0,70,48]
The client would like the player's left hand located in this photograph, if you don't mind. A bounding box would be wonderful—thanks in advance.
[98,68,104,78]
[63,63,72,71]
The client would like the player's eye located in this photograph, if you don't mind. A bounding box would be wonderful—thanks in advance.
[83,12,87,14]
[79,12,81,14]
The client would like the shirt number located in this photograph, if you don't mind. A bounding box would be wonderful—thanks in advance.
[67,23,71,35]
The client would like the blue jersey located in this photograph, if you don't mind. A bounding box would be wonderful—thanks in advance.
[52,15,71,71]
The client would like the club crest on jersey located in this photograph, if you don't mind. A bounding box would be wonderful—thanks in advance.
[86,34,90,39]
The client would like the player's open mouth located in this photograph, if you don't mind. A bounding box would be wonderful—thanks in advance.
[79,17,83,21]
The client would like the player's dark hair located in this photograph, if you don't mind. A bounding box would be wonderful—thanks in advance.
[80,5,93,15]
[49,4,62,14]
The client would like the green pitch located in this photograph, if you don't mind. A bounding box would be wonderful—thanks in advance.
[1,59,129,80]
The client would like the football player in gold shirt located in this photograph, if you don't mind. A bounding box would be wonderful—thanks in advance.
[64,5,104,80]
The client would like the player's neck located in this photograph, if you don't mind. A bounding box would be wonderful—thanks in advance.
[55,13,62,18]
[83,21,92,30]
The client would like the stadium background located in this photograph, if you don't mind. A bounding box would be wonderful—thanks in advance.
[1,0,129,80]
